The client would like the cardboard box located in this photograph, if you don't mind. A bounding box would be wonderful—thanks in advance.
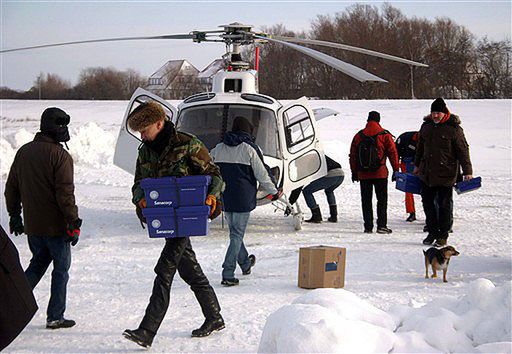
[298,246,346,289]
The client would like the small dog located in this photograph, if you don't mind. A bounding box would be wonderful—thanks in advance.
[423,246,460,282]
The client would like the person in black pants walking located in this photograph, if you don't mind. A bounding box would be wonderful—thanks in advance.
[349,111,399,234]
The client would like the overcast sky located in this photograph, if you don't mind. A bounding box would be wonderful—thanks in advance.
[1,1,511,90]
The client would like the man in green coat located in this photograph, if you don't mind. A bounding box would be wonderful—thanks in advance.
[414,98,473,247]
[123,101,225,349]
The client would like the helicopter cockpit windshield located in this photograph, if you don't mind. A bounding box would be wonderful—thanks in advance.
[176,104,279,158]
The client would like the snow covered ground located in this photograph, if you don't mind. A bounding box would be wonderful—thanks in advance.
[0,99,510,353]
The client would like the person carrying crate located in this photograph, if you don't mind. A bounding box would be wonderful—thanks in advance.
[123,101,225,348]
[414,98,473,247]
[395,131,419,222]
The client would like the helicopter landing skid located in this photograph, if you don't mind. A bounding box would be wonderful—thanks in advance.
[272,197,303,231]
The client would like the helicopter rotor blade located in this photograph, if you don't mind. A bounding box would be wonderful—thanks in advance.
[254,35,387,82]
[274,36,428,68]
[0,33,199,54]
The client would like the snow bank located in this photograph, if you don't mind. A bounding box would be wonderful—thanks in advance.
[259,279,512,353]
[0,123,116,176]
[68,122,115,168]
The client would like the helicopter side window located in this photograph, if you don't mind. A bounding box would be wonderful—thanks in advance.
[282,105,315,154]
[126,96,174,141]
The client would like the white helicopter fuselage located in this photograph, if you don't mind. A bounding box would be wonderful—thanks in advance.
[114,70,329,206]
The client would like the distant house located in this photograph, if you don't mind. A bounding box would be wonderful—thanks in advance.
[198,59,227,92]
[145,60,201,99]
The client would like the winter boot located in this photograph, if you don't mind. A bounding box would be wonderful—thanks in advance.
[46,318,76,329]
[327,205,338,223]
[123,328,155,348]
[422,234,436,246]
[434,238,447,247]
[406,212,416,222]
[305,207,322,223]
[221,278,239,286]
[191,317,225,337]
[376,227,393,234]
[242,254,256,275]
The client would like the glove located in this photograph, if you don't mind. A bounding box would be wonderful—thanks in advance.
[136,206,146,229]
[284,206,292,217]
[136,198,147,228]
[391,171,397,182]
[9,215,24,236]
[351,174,359,183]
[210,198,222,220]
[266,188,283,201]
[205,195,217,218]
[66,218,82,246]
[138,198,147,209]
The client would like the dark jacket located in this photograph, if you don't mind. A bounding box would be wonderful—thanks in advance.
[210,130,277,212]
[0,225,38,351]
[132,123,224,205]
[395,131,419,160]
[414,114,472,187]
[349,121,399,180]
[5,133,79,236]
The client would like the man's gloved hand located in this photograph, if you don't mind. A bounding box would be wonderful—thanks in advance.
[351,174,359,183]
[284,206,292,217]
[9,215,24,236]
[266,188,283,201]
[136,198,147,228]
[391,171,397,182]
[66,218,82,246]
[205,194,217,218]
[210,198,222,220]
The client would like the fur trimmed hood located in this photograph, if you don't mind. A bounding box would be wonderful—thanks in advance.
[423,113,461,126]
[127,101,166,131]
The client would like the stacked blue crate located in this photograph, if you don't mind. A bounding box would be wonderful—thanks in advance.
[395,172,422,195]
[140,176,211,238]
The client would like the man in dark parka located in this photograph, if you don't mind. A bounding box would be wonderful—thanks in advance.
[4,107,81,330]
[414,98,473,246]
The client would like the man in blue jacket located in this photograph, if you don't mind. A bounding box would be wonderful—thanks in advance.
[211,116,281,286]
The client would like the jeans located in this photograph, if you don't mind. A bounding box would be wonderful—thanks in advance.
[222,212,251,280]
[360,178,388,230]
[25,235,71,322]
[421,183,453,239]
[140,237,221,334]
[302,175,344,209]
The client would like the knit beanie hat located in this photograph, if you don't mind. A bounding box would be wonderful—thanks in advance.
[430,98,448,113]
[232,116,254,134]
[127,101,166,131]
[367,111,381,122]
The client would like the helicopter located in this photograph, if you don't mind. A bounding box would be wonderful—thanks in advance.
[1,22,428,230]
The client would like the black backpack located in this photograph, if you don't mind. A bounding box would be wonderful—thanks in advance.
[357,130,389,172]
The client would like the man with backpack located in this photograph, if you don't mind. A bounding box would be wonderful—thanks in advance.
[349,111,399,234]
[395,131,419,222]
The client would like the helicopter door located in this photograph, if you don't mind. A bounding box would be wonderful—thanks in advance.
[113,88,177,175]
[278,98,327,192]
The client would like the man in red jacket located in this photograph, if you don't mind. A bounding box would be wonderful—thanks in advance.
[349,111,399,234]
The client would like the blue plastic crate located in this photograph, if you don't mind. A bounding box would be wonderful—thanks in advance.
[142,206,210,238]
[454,176,482,195]
[395,172,422,194]
[140,175,211,208]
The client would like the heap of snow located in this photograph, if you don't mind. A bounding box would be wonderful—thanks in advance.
[68,122,115,168]
[258,279,511,353]
[0,129,34,175]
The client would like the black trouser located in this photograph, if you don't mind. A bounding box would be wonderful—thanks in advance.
[421,183,453,239]
[140,237,221,334]
[360,178,388,230]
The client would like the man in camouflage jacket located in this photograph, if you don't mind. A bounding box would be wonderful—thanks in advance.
[414,98,473,247]
[123,102,225,349]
